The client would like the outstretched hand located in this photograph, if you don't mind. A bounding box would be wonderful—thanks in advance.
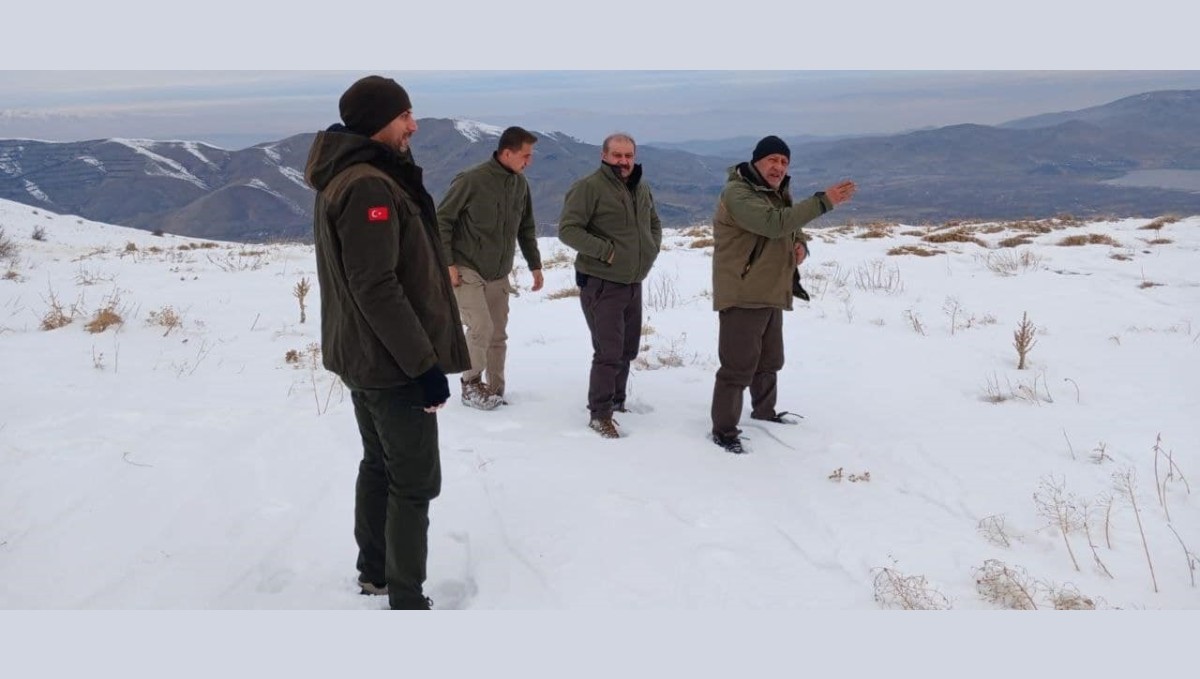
[825,180,857,205]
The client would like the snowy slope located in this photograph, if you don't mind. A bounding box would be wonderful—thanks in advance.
[1,198,1197,610]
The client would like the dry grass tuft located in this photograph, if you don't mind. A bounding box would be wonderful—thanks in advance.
[887,244,942,257]
[0,226,17,261]
[1144,238,1173,245]
[1047,583,1097,610]
[1110,252,1133,261]
[983,249,1043,276]
[84,305,124,334]
[1138,215,1180,230]
[284,349,303,366]
[681,226,711,238]
[997,235,1035,248]
[1058,233,1121,247]
[871,566,951,610]
[689,237,714,249]
[124,241,139,252]
[545,286,581,300]
[923,228,987,247]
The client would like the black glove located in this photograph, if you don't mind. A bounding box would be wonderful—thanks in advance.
[792,270,810,302]
[414,364,449,408]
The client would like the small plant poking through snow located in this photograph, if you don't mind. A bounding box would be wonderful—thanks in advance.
[1013,311,1036,369]
[293,277,311,324]
[974,560,1040,609]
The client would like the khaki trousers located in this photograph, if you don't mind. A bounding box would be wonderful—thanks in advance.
[454,266,512,395]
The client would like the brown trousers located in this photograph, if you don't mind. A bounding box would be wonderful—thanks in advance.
[579,273,642,419]
[454,266,512,396]
[711,306,784,438]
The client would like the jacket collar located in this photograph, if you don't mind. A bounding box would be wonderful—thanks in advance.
[601,161,643,190]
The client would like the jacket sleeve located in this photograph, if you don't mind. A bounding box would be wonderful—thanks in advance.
[723,183,830,239]
[336,177,437,378]
[435,172,471,265]
[517,181,542,270]
[557,180,613,261]
[648,188,663,251]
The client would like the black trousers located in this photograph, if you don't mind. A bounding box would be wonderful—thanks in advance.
[711,306,785,438]
[350,383,441,610]
[579,273,642,419]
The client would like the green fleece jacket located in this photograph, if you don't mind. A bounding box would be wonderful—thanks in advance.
[557,163,662,284]
[436,154,542,281]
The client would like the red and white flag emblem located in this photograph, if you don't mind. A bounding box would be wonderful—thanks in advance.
[367,206,389,222]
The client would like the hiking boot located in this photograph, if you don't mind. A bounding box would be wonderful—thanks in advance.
[480,381,509,406]
[588,416,621,439]
[358,578,388,596]
[751,410,802,425]
[461,377,502,411]
[712,432,746,454]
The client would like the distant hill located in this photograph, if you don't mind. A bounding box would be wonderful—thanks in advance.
[2,90,1199,241]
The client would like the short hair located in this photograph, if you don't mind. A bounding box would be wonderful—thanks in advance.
[497,126,538,153]
[602,133,637,154]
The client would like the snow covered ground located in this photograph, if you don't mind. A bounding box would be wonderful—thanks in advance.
[1,198,1198,613]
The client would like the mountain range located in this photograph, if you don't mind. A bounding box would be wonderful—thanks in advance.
[1,90,1198,241]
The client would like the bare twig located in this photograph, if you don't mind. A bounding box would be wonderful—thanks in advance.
[1114,468,1158,593]
[121,451,153,468]
[1013,311,1037,369]
[1167,524,1197,588]
[1063,377,1081,404]
[1063,428,1076,460]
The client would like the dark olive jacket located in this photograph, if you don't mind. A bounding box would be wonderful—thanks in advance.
[305,127,469,388]
[712,163,832,311]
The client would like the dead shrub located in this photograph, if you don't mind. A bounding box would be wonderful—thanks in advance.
[284,349,303,366]
[1013,311,1037,370]
[40,288,78,330]
[540,248,574,269]
[147,305,184,336]
[124,241,138,252]
[1109,253,1133,261]
[857,226,891,239]
[681,226,711,238]
[689,237,714,249]
[1057,233,1120,247]
[974,559,1040,610]
[31,225,47,242]
[983,249,1043,276]
[871,566,950,610]
[1144,238,1173,245]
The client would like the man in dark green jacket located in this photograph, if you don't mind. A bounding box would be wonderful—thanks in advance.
[558,133,662,439]
[437,126,543,410]
[710,135,855,454]
[306,75,469,609]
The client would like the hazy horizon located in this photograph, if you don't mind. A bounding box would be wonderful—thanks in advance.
[3,71,1200,150]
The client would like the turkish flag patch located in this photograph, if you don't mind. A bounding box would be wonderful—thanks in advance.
[367,206,389,222]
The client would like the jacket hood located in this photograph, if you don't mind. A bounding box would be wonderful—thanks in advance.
[304,124,417,192]
[731,161,791,194]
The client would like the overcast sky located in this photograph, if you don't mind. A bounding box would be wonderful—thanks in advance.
[2,1,1196,149]
[3,70,1199,150]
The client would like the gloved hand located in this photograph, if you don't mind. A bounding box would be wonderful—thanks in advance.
[414,364,449,409]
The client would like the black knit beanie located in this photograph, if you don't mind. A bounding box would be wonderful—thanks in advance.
[339,75,413,137]
[751,135,791,163]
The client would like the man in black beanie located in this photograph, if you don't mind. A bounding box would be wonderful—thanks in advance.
[708,135,856,454]
[305,75,470,608]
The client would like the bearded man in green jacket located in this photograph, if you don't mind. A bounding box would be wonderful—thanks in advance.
[710,135,855,454]
[558,133,662,439]
[437,126,544,410]
[306,75,470,609]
